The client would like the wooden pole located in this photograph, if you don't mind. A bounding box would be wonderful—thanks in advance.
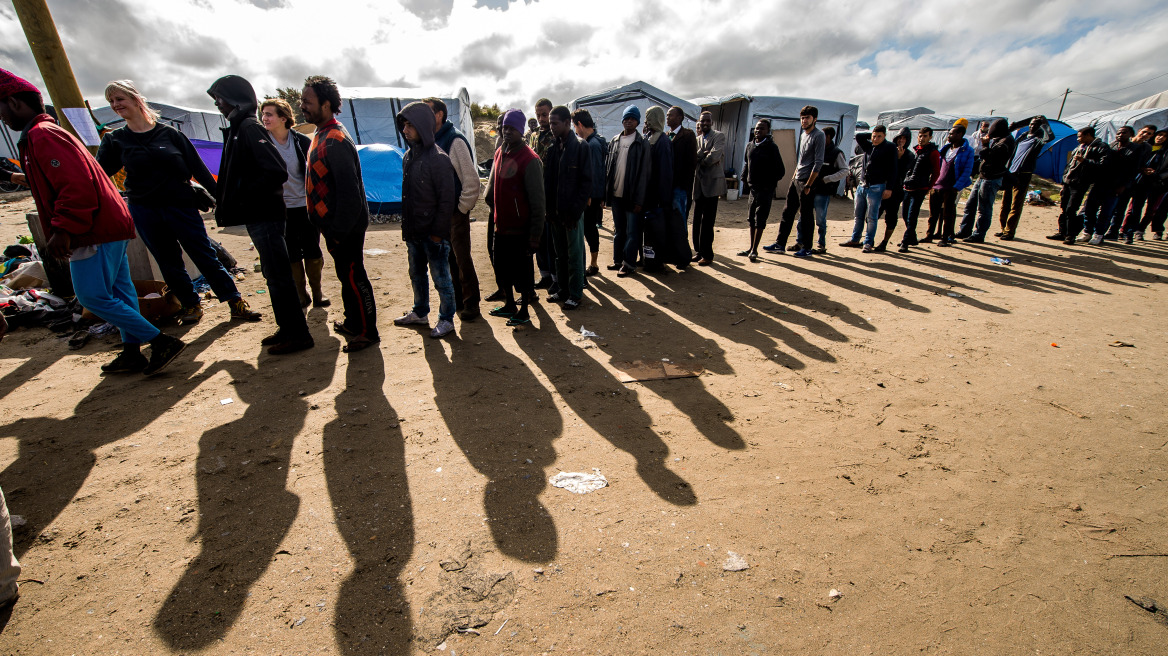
[1057,88,1071,121]
[11,0,96,153]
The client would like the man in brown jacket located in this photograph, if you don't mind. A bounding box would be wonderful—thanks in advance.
[691,111,726,265]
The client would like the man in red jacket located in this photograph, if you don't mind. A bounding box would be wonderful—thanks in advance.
[0,69,185,375]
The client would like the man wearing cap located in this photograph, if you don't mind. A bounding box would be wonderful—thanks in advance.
[604,104,651,277]
[486,109,545,326]
[692,111,726,265]
[0,68,186,375]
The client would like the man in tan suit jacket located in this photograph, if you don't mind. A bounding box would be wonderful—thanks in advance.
[692,111,726,265]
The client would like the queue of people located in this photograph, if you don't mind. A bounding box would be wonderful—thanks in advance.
[4,63,1168,378]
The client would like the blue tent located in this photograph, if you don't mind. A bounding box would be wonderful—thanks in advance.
[1014,119,1076,184]
[356,144,403,214]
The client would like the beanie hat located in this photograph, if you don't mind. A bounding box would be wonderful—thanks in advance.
[502,109,526,134]
[622,104,641,123]
[953,117,969,129]
[0,68,40,100]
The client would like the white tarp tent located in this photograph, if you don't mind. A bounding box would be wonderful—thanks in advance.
[91,101,227,142]
[885,112,998,133]
[570,81,700,142]
[876,107,934,128]
[336,86,475,165]
[1120,90,1168,110]
[695,94,859,197]
[1062,108,1168,144]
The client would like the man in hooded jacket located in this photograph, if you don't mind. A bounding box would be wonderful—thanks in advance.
[739,119,784,261]
[605,105,651,276]
[958,117,1014,243]
[426,97,482,320]
[393,102,459,339]
[640,106,675,273]
[873,127,914,252]
[208,74,312,355]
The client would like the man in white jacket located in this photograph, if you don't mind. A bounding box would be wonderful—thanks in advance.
[425,97,483,321]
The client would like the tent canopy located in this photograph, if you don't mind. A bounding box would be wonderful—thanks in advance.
[1120,90,1168,110]
[875,107,934,127]
[336,86,475,165]
[357,144,404,215]
[696,94,859,196]
[1062,108,1168,144]
[90,101,228,142]
[570,81,701,142]
[886,112,999,132]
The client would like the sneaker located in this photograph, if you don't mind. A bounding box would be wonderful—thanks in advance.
[1046,233,1066,240]
[393,311,429,326]
[999,233,1014,241]
[1154,232,1164,241]
[872,243,886,253]
[736,249,752,257]
[748,252,759,262]
[1078,234,1092,243]
[585,265,600,276]
[1124,234,1134,244]
[606,263,622,271]
[793,249,813,258]
[963,236,984,243]
[839,240,862,248]
[1063,237,1077,245]
[143,334,186,376]
[897,244,909,253]
[268,335,315,355]
[1135,231,1145,241]
[1088,234,1103,245]
[178,305,203,325]
[811,247,827,255]
[430,319,455,338]
[229,298,261,322]
[563,298,581,311]
[785,244,802,251]
[761,242,783,252]
[547,292,566,303]
[533,276,553,290]
[617,265,634,277]
[100,350,148,374]
[697,258,713,266]
[937,240,952,248]
[861,244,873,253]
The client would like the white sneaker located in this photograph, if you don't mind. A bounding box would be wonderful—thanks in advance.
[1154,232,1164,241]
[393,311,428,326]
[1088,234,1103,245]
[1135,231,1145,241]
[1079,234,1092,242]
[430,319,454,338]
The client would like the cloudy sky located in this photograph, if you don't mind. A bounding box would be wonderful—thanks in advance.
[2,0,1167,122]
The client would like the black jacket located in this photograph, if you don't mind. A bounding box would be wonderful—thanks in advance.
[977,118,1015,180]
[743,135,785,191]
[859,136,898,186]
[544,131,592,225]
[1108,140,1151,189]
[811,140,843,196]
[1063,138,1109,188]
[1138,146,1168,190]
[207,75,288,227]
[605,130,651,207]
[902,142,938,191]
[97,122,218,208]
[396,101,456,241]
[670,126,697,194]
[889,128,914,193]
[644,130,673,210]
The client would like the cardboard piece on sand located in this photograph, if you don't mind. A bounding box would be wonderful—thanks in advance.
[613,359,703,383]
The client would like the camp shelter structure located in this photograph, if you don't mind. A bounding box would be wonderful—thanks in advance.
[569,81,701,143]
[694,94,859,198]
[90,101,227,142]
[356,143,404,215]
[876,107,934,128]
[335,86,476,166]
[1120,90,1168,110]
[1062,108,1168,145]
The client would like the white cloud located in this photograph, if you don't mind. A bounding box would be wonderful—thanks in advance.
[0,0,1165,121]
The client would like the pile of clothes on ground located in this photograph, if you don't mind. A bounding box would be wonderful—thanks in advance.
[0,240,115,349]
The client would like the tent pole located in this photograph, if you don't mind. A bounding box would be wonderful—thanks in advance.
[11,0,96,153]
[1057,88,1070,121]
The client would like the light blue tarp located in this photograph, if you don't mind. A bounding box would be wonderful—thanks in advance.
[1013,119,1077,184]
[357,143,403,214]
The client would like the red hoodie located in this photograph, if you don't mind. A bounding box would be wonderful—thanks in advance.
[19,114,135,247]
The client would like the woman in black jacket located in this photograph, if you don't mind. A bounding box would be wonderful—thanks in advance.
[260,98,329,309]
[96,79,259,325]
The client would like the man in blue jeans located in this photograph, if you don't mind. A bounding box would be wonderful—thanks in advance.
[842,125,897,253]
[393,101,458,338]
[958,117,1014,242]
[809,126,849,253]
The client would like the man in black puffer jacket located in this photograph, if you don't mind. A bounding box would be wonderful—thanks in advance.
[394,101,458,339]
[958,117,1014,242]
[208,74,312,355]
[898,126,940,252]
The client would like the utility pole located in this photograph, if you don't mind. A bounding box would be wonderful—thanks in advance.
[1057,88,1071,121]
[11,0,96,153]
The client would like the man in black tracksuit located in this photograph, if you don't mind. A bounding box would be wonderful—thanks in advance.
[543,105,591,308]
[739,119,784,260]
[208,74,312,355]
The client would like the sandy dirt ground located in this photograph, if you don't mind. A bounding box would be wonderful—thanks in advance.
[0,188,1166,655]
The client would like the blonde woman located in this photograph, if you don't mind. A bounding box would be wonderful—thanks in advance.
[259,98,328,308]
[96,79,260,324]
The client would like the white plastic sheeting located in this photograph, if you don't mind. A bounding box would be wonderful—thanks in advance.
[336,86,476,166]
[570,81,700,143]
[1062,108,1168,144]
[875,106,934,128]
[1120,90,1168,110]
[695,94,859,197]
[90,101,228,142]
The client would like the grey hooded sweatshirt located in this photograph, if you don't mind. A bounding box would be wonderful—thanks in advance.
[395,101,457,242]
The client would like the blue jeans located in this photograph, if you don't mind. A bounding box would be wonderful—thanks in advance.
[128,203,241,308]
[672,188,690,229]
[959,176,1003,238]
[812,194,830,248]
[70,240,161,345]
[406,238,456,322]
[851,183,886,246]
[248,220,310,339]
[610,199,640,267]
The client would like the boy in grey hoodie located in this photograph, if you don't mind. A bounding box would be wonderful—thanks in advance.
[393,101,459,339]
